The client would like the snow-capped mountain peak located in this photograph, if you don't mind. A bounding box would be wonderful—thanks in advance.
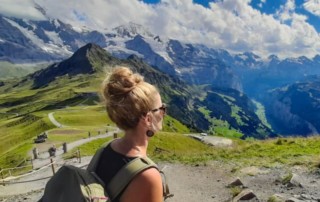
[112,22,154,38]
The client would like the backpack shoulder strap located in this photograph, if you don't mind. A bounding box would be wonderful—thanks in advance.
[107,157,158,201]
[87,139,115,172]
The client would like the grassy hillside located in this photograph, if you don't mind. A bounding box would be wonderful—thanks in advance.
[0,61,47,79]
[69,133,320,170]
[0,97,189,169]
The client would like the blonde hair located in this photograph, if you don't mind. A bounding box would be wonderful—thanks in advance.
[102,66,159,130]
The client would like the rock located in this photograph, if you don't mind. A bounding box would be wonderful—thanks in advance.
[233,189,258,201]
[228,177,245,187]
[268,194,286,202]
[285,197,304,202]
[299,193,312,200]
[288,173,303,188]
[240,166,269,176]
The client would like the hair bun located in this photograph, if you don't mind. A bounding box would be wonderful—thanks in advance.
[101,66,159,130]
[106,67,143,96]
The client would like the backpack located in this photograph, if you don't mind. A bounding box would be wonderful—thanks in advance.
[40,142,173,202]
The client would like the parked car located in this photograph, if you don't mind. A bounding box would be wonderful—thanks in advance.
[34,132,48,143]
[200,133,208,136]
[34,137,46,143]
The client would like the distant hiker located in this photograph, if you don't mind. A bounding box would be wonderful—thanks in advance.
[88,131,91,138]
[48,144,56,157]
[98,66,167,202]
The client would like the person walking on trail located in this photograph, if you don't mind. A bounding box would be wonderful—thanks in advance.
[97,66,167,202]
[48,144,56,157]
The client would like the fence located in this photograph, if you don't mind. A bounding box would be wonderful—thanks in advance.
[0,132,118,186]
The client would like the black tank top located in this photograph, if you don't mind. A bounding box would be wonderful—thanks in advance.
[95,143,137,202]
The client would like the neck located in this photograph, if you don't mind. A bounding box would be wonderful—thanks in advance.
[117,128,149,157]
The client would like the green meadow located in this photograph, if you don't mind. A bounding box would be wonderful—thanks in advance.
[1,99,320,171]
[70,131,320,170]
[0,72,320,173]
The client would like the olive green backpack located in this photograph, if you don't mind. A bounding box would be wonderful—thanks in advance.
[40,143,173,202]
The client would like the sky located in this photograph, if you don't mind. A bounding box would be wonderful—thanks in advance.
[0,0,320,59]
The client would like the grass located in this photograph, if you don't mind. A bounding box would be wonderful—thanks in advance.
[66,132,213,164]
[198,106,243,138]
[0,99,191,169]
[64,131,320,171]
[53,105,114,127]
[252,99,272,129]
[214,137,320,169]
[162,116,190,133]
[0,142,33,173]
[65,137,114,159]
[2,96,320,172]
[0,61,46,79]
[0,115,54,167]
[1,71,320,172]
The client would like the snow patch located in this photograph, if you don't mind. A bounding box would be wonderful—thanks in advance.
[105,36,142,57]
[53,19,60,28]
[44,30,63,45]
[4,17,71,56]
[143,37,173,64]
[238,54,248,61]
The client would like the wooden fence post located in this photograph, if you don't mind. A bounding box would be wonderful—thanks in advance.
[33,147,38,159]
[0,169,5,186]
[63,142,67,153]
[50,158,55,175]
[0,170,4,180]
[31,158,34,170]
[77,149,81,163]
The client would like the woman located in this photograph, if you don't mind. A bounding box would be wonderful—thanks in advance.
[96,66,166,202]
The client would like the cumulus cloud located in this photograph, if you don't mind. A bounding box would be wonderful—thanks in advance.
[303,0,320,16]
[0,0,319,58]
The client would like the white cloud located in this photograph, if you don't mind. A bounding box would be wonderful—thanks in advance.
[0,0,319,59]
[276,0,296,22]
[303,0,320,16]
[0,0,46,20]
[33,0,155,32]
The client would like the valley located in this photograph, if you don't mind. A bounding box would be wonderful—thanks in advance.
[1,1,320,201]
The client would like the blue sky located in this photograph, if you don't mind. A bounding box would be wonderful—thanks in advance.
[0,0,320,59]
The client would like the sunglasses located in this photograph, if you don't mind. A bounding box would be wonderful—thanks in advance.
[151,103,167,114]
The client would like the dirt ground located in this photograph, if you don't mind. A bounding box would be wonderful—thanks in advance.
[1,158,320,202]
[2,135,320,202]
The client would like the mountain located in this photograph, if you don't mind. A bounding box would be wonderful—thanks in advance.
[31,43,117,88]
[0,14,107,62]
[0,43,274,138]
[0,16,241,91]
[265,76,320,136]
[2,14,320,136]
[3,16,320,98]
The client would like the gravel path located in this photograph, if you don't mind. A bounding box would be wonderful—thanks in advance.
[48,112,64,128]
[1,133,320,202]
[1,159,320,202]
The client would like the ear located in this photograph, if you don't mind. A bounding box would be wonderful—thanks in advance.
[142,112,153,126]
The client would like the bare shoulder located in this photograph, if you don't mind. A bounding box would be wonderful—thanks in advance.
[138,167,162,181]
[120,167,163,202]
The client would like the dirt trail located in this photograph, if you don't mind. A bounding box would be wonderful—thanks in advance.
[1,133,320,202]
[1,159,320,202]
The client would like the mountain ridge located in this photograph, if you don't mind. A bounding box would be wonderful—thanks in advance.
[2,16,320,136]
[0,43,274,138]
